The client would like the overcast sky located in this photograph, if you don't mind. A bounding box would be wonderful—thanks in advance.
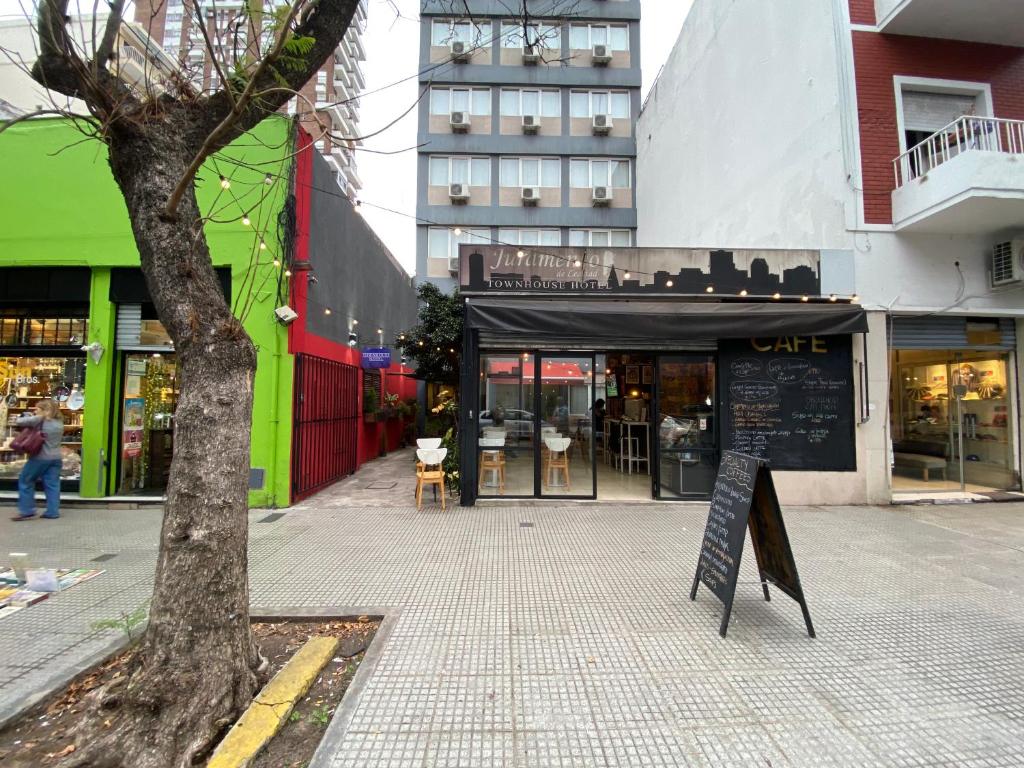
[358,0,695,274]
[0,0,695,274]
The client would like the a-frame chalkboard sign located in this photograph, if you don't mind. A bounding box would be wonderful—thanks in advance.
[690,450,815,638]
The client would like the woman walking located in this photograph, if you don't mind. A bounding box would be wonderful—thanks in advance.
[12,399,64,521]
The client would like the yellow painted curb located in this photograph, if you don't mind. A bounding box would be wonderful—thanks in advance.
[208,635,340,768]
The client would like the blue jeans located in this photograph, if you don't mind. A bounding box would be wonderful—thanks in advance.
[17,458,62,518]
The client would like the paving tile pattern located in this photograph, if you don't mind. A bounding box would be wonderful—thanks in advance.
[2,453,1024,766]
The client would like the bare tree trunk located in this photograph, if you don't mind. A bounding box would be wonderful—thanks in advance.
[67,126,261,768]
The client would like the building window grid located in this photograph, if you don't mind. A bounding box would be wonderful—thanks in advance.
[570,90,630,119]
[431,19,491,48]
[569,229,632,247]
[498,229,560,247]
[500,157,561,188]
[570,158,630,189]
[429,156,491,187]
[500,88,560,118]
[428,227,491,261]
[569,23,629,51]
[430,87,491,116]
[499,21,561,50]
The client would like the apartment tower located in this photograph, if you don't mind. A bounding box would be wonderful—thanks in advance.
[134,0,367,197]
[417,0,641,288]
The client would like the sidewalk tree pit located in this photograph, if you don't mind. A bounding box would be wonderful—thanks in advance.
[0,618,378,767]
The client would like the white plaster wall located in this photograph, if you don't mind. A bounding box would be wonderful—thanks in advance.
[637,0,854,251]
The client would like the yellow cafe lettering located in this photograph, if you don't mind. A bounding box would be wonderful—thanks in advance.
[750,336,828,354]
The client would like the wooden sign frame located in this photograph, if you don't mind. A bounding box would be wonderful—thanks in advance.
[690,451,816,639]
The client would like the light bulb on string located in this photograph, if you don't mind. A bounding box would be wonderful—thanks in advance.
[517,250,525,259]
[264,173,273,185]
[219,176,231,190]
[829,294,837,302]
[624,271,631,279]
[772,292,781,300]
[241,214,251,226]
[666,280,674,287]
[574,259,582,268]
[801,295,809,302]
[706,285,714,293]
[324,308,332,315]
[739,289,748,297]
[284,269,292,277]
[453,227,463,236]
[272,258,281,267]
[259,240,267,251]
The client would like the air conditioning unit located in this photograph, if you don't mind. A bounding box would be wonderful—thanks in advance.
[521,187,540,205]
[991,239,1024,286]
[592,186,611,206]
[592,114,612,135]
[522,45,539,65]
[591,44,611,65]
[448,256,461,274]
[521,114,539,134]
[449,183,470,203]
[449,111,470,132]
[450,40,470,61]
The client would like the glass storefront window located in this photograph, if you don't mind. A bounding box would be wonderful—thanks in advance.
[0,356,87,486]
[539,355,595,497]
[0,317,87,346]
[478,354,536,496]
[119,353,179,494]
[891,350,1018,493]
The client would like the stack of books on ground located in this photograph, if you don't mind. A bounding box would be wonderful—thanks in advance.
[0,568,105,620]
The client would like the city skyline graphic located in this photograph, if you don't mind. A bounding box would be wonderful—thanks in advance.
[462,247,821,296]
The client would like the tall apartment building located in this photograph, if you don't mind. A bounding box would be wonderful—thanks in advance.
[416,0,641,288]
[638,0,1024,503]
[134,0,367,197]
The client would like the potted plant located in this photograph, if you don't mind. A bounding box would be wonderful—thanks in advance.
[363,389,380,423]
[383,392,400,420]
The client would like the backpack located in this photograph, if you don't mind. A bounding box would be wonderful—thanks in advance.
[11,425,45,456]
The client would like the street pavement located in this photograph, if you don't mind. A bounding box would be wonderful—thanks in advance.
[2,450,1024,766]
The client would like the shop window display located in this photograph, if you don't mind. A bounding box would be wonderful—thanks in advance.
[119,353,179,494]
[891,350,1017,491]
[0,357,86,487]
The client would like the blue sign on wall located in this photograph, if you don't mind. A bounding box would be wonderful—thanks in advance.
[361,347,392,369]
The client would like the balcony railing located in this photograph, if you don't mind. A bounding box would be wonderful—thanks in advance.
[893,116,1024,188]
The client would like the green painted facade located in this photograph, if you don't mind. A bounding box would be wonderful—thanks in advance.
[0,117,296,507]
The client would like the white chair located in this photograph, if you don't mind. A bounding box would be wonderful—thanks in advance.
[415,448,447,510]
[417,438,443,449]
[543,436,571,489]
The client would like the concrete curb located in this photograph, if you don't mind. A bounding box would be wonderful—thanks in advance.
[0,630,130,731]
[305,607,401,768]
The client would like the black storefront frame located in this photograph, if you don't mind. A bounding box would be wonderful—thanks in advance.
[461,298,870,506]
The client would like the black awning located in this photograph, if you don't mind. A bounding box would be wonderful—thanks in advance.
[466,298,868,341]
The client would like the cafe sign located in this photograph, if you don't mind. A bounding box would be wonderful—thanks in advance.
[361,347,392,369]
[458,245,821,297]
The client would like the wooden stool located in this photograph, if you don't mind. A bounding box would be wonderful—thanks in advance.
[478,449,506,492]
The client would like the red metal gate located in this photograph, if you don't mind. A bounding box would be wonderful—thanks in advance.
[291,354,359,502]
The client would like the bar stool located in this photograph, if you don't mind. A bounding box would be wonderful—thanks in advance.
[415,448,447,510]
[543,436,571,490]
[417,438,443,449]
[478,436,506,493]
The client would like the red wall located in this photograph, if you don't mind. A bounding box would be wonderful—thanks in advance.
[852,32,1024,223]
[848,0,875,25]
[288,128,417,477]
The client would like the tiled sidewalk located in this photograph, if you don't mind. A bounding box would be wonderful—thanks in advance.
[2,459,1024,766]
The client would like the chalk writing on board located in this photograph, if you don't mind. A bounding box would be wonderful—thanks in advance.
[729,381,779,403]
[720,337,855,471]
[730,358,762,378]
[767,357,811,384]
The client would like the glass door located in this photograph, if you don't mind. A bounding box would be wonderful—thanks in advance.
[538,354,596,498]
[118,353,179,495]
[477,352,536,497]
[656,354,717,499]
